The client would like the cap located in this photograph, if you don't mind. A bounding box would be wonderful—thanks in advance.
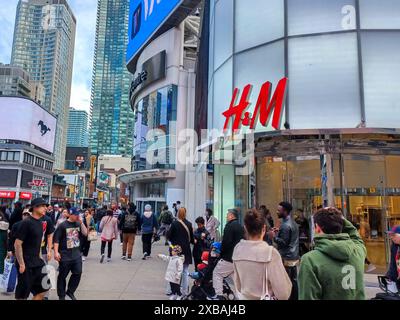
[172,245,182,255]
[211,242,222,254]
[54,204,59,208]
[386,225,400,235]
[29,198,48,212]
[69,207,80,216]
[145,204,152,211]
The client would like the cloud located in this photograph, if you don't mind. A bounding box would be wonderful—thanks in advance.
[0,1,17,64]
[0,0,97,114]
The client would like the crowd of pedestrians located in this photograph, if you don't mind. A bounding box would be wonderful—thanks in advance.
[0,196,399,301]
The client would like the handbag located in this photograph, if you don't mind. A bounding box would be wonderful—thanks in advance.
[0,258,17,293]
[87,229,98,242]
[0,221,9,231]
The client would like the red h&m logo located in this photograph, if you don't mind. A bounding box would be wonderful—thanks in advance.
[222,77,288,132]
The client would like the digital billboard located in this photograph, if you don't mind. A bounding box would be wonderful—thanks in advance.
[127,0,183,66]
[0,97,57,153]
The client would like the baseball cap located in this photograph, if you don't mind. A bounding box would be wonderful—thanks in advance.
[386,225,400,235]
[29,198,48,212]
[69,207,80,216]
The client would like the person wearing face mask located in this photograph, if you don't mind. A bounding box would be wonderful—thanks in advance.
[385,225,400,293]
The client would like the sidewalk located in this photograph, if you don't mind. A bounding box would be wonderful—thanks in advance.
[0,236,383,300]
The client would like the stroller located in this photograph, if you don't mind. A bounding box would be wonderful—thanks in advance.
[371,276,400,300]
[182,243,236,301]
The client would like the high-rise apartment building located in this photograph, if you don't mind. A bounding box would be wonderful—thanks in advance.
[89,0,133,157]
[67,107,89,147]
[0,63,31,98]
[11,0,76,169]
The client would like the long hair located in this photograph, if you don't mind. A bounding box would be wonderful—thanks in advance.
[177,207,187,220]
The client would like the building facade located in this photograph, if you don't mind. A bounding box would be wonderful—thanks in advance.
[67,108,89,147]
[205,0,400,269]
[11,0,76,169]
[0,64,31,98]
[89,0,134,157]
[0,96,56,206]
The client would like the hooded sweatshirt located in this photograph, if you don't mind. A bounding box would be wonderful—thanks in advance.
[141,211,158,234]
[232,240,292,300]
[298,219,366,300]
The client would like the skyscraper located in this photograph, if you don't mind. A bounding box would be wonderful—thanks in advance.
[89,0,133,157]
[0,63,32,98]
[67,107,89,148]
[11,0,76,169]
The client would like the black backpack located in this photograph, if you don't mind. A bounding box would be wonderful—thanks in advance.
[124,212,137,229]
[162,211,174,225]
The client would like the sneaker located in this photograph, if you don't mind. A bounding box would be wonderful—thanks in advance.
[176,295,183,300]
[82,256,86,261]
[43,297,49,300]
[66,291,77,300]
[100,254,105,263]
[120,243,123,246]
[107,258,111,262]
[169,294,177,300]
[365,264,377,273]
[127,257,132,261]
[142,252,147,260]
[121,256,127,260]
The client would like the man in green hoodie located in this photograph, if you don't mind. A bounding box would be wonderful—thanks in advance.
[298,207,366,300]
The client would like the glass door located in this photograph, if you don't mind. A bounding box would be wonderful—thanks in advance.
[341,154,388,268]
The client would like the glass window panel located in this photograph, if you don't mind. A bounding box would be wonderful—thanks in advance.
[360,0,400,29]
[361,32,400,127]
[234,41,285,132]
[235,0,284,52]
[214,0,233,70]
[212,58,233,131]
[288,33,361,129]
[288,0,356,36]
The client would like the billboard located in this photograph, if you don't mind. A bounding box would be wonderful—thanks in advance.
[127,0,182,66]
[0,97,57,153]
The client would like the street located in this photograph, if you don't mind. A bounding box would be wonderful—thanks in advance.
[0,236,383,300]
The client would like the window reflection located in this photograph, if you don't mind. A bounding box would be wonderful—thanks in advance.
[133,85,178,172]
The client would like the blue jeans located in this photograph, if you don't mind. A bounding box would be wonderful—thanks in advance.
[181,264,189,296]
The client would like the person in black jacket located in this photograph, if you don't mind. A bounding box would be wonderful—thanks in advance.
[119,204,140,261]
[166,207,194,296]
[210,209,244,300]
[9,202,23,229]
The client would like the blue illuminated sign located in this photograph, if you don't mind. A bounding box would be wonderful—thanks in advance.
[127,0,183,66]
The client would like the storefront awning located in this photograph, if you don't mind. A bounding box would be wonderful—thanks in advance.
[118,169,176,185]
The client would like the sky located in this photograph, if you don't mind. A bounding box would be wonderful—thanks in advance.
[0,0,98,113]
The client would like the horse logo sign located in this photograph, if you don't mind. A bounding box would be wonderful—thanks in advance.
[38,120,51,136]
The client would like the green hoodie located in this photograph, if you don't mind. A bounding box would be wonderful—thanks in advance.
[299,219,367,300]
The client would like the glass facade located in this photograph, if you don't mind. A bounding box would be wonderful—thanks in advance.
[208,0,400,132]
[132,85,178,172]
[67,108,89,147]
[209,0,400,268]
[11,0,76,169]
[89,0,134,157]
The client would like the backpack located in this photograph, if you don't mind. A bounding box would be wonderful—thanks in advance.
[162,211,173,225]
[124,212,137,230]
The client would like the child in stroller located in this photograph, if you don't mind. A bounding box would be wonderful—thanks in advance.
[183,242,235,300]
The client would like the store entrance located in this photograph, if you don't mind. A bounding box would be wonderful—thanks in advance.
[256,156,322,223]
[341,154,400,269]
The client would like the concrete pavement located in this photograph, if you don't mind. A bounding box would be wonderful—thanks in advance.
[0,235,383,300]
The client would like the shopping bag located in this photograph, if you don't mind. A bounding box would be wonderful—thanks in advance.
[0,258,17,293]
[88,230,98,241]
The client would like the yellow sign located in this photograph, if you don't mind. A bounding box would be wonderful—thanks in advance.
[90,155,96,183]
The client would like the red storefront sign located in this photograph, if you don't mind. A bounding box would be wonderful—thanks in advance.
[19,192,32,200]
[28,179,47,187]
[0,191,16,199]
[222,77,288,132]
